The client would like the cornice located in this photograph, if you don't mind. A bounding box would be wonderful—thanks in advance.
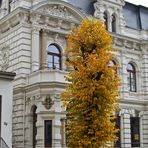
[0,7,29,33]
[0,7,29,25]
[0,71,16,80]
[111,33,148,52]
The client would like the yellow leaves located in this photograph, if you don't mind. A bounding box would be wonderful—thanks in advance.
[61,17,121,148]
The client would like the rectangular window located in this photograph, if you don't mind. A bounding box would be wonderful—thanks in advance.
[114,116,121,148]
[0,95,2,137]
[131,117,140,147]
[45,120,52,148]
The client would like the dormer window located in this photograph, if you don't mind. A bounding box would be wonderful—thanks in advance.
[111,14,116,33]
[103,12,109,30]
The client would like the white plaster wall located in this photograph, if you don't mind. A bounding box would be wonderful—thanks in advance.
[0,79,13,148]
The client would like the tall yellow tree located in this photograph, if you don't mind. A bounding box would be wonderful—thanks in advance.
[61,18,120,148]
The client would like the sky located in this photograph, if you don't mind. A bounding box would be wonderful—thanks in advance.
[125,0,148,7]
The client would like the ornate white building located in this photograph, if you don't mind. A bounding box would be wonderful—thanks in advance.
[0,0,148,148]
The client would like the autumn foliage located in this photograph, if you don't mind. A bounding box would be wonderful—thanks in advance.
[61,18,120,148]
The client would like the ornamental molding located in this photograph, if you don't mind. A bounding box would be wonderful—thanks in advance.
[42,95,54,110]
[0,9,29,34]
[112,36,142,51]
[1,46,9,71]
[32,0,85,19]
[25,95,40,105]
[36,4,74,20]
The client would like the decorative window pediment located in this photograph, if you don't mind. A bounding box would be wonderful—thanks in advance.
[31,2,85,23]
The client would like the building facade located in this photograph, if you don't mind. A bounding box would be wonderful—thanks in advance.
[0,71,15,148]
[0,0,148,147]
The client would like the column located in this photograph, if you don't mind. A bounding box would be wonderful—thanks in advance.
[141,48,148,95]
[36,113,44,148]
[24,113,33,148]
[40,30,48,69]
[120,49,129,99]
[31,27,40,72]
[61,118,66,148]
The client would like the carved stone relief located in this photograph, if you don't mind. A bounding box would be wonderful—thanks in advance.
[37,4,74,20]
[1,46,9,71]
[42,95,54,110]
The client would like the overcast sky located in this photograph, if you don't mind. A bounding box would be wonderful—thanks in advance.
[125,0,148,7]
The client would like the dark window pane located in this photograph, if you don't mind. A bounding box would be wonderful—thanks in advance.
[131,117,140,147]
[104,12,108,30]
[45,120,52,147]
[33,106,37,148]
[112,15,116,33]
[114,116,121,148]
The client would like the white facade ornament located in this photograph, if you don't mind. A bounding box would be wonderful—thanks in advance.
[37,4,74,20]
[93,2,104,19]
[1,46,9,71]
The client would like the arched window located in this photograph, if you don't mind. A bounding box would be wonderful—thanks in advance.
[47,44,61,70]
[103,12,108,30]
[112,14,116,33]
[127,63,136,92]
[32,105,37,148]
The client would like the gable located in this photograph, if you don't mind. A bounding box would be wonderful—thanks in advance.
[31,0,86,23]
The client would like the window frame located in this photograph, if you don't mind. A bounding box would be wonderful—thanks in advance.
[130,117,140,147]
[114,115,121,148]
[32,105,37,148]
[103,11,109,30]
[47,44,62,70]
[127,63,137,92]
[112,14,117,33]
[45,120,52,148]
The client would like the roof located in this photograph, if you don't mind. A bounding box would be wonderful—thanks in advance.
[123,2,148,30]
[68,0,96,15]
[68,0,148,31]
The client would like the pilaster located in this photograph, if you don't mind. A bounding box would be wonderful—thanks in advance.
[31,27,40,72]
[141,47,148,96]
[122,110,131,148]
[142,110,148,147]
[40,30,48,69]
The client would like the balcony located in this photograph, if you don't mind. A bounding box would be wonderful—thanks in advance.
[26,69,69,86]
